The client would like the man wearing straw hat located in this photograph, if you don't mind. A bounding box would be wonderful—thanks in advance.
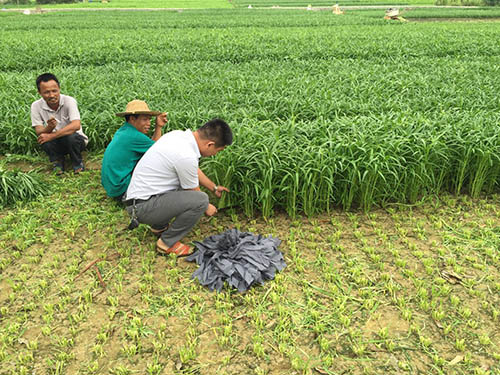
[101,100,167,202]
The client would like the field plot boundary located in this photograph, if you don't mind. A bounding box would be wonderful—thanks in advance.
[0,4,482,11]
[245,4,481,8]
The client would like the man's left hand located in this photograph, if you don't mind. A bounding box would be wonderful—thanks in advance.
[215,185,229,198]
[156,113,168,128]
[37,133,55,145]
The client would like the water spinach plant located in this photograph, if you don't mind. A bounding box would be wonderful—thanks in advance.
[1,9,500,216]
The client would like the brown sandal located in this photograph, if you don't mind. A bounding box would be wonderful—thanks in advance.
[156,239,192,257]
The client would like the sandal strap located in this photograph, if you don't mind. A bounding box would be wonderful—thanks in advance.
[156,240,191,257]
[167,242,191,257]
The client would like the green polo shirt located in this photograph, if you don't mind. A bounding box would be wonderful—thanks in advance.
[101,122,155,198]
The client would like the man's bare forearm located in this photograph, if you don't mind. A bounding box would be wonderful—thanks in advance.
[51,121,80,139]
[198,168,215,191]
[34,124,55,136]
[151,126,162,141]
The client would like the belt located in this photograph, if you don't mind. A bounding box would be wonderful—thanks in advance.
[124,198,149,207]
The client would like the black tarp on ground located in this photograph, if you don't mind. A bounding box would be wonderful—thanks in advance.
[186,229,286,292]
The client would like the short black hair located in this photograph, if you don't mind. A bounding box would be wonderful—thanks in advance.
[36,73,60,91]
[198,119,233,148]
[125,114,140,122]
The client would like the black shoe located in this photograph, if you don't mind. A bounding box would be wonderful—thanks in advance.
[52,160,65,176]
[73,162,85,174]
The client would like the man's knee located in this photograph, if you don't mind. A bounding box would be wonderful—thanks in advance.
[40,140,56,153]
[61,133,77,144]
[40,139,60,160]
[60,133,84,149]
[59,133,75,141]
[197,191,208,211]
[193,191,209,212]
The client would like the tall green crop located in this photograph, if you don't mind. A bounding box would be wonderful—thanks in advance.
[1,9,500,213]
[0,166,46,208]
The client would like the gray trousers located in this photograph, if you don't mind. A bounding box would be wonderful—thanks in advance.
[127,190,209,248]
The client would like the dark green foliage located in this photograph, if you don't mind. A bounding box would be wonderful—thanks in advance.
[0,167,46,208]
[4,0,31,4]
[233,0,433,6]
[36,0,79,3]
[3,0,79,3]
[2,9,500,213]
[434,0,484,6]
[394,7,500,17]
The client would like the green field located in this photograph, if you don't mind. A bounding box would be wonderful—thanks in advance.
[359,7,500,17]
[233,0,434,7]
[1,0,232,8]
[2,9,500,213]
[1,10,500,374]
[0,0,438,8]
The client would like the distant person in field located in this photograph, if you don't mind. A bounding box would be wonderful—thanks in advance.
[31,73,88,175]
[101,100,167,200]
[125,119,232,255]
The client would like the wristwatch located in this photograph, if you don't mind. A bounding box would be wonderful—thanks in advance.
[213,185,218,193]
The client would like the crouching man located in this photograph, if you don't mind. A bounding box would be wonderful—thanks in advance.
[124,119,232,256]
[31,73,88,175]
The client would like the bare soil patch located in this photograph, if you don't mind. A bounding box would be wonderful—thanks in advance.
[1,171,499,374]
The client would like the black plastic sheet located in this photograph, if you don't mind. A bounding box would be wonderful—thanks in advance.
[186,229,286,292]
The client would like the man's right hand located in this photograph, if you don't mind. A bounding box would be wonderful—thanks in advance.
[156,113,168,128]
[205,203,217,217]
[46,117,57,129]
[37,132,55,145]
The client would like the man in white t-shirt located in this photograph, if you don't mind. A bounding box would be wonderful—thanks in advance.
[31,73,88,175]
[125,119,232,256]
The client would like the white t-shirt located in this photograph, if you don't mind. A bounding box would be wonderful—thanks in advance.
[126,130,200,200]
[31,94,88,145]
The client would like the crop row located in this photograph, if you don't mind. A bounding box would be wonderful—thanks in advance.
[361,7,500,18]
[233,0,433,7]
[207,113,500,215]
[1,10,500,212]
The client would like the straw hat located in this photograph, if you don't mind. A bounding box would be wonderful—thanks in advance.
[115,100,161,117]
